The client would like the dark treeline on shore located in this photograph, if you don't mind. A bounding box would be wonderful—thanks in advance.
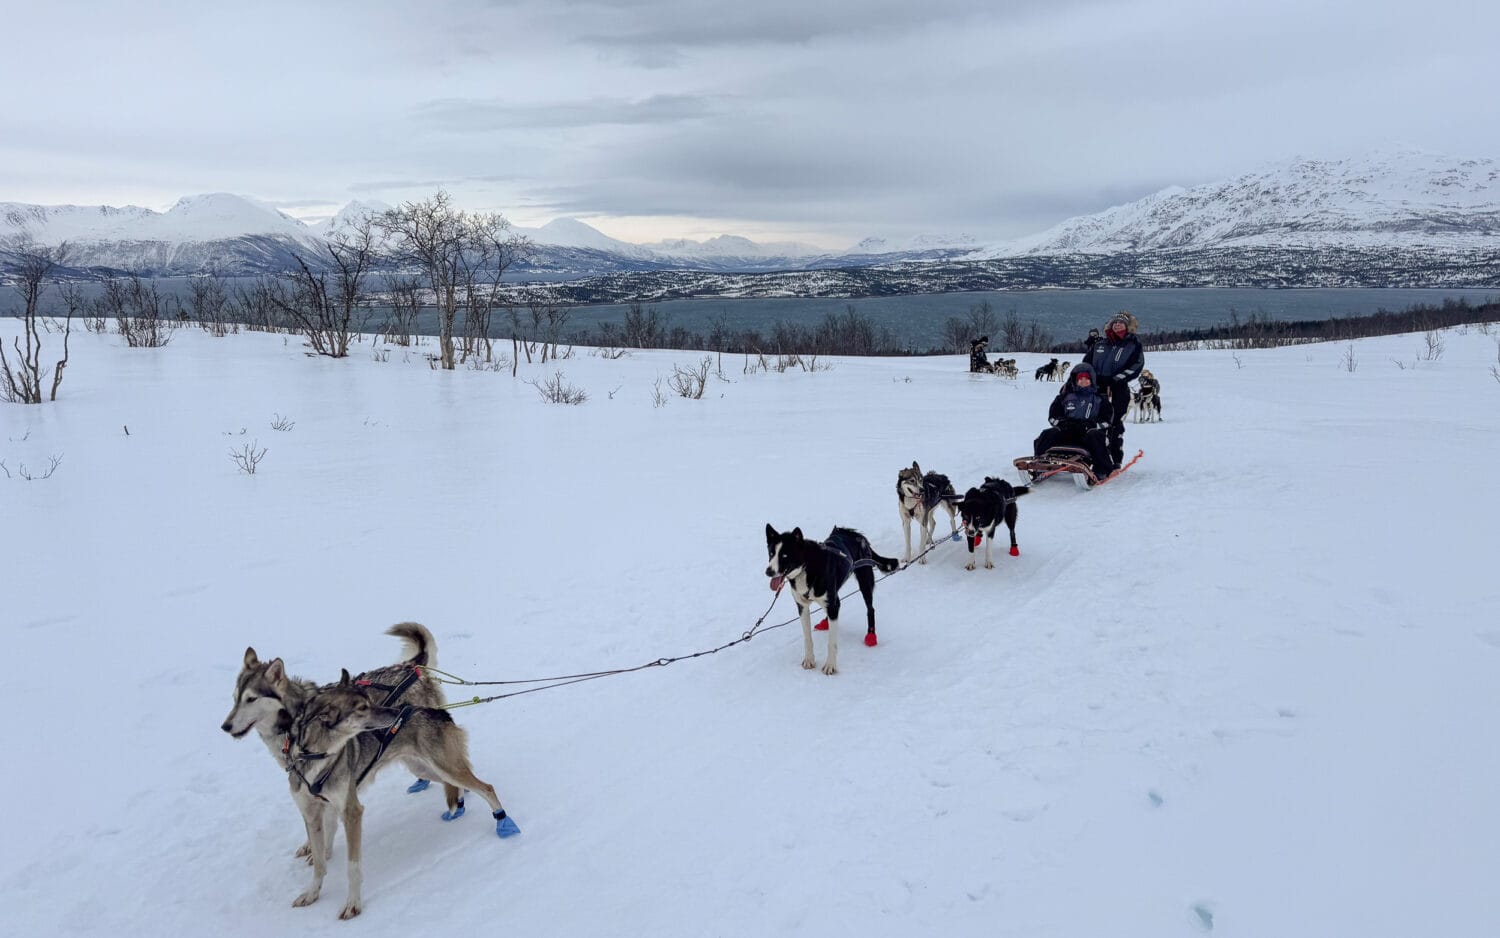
[554,300,1059,357]
[550,296,1500,357]
[1096,296,1500,353]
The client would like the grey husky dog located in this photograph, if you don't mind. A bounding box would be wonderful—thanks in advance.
[896,461,958,564]
[221,623,446,860]
[283,669,519,919]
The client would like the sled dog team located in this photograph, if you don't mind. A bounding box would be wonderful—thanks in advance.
[226,320,1148,919]
[227,460,1029,919]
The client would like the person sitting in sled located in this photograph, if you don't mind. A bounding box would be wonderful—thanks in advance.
[969,335,993,373]
[1032,362,1115,480]
[1084,312,1144,470]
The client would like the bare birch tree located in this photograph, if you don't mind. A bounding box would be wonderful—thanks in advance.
[376,191,530,371]
[0,239,75,404]
[269,217,378,358]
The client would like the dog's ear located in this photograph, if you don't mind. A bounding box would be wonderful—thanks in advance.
[910,460,920,472]
[765,522,777,544]
[339,668,353,687]
[243,646,259,668]
[265,657,285,685]
[791,526,803,541]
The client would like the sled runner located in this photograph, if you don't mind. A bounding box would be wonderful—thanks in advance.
[1013,447,1143,490]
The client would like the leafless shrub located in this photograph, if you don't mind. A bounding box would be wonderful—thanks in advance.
[105,275,176,348]
[267,219,378,358]
[234,278,289,333]
[0,240,76,404]
[1391,358,1409,371]
[1231,353,1244,370]
[189,272,233,337]
[1420,329,1446,361]
[229,440,268,474]
[270,413,296,432]
[527,370,588,404]
[1341,344,1358,373]
[1,453,63,480]
[380,275,423,347]
[669,357,712,399]
[591,342,628,360]
[372,347,390,363]
[1491,364,1500,384]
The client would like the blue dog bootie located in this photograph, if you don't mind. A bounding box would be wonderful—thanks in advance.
[442,797,466,822]
[494,810,521,838]
[408,778,432,793]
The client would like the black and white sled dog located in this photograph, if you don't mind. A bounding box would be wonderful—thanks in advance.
[956,478,1030,571]
[221,623,445,862]
[1134,370,1162,422]
[1034,358,1060,381]
[283,670,519,919]
[765,524,900,675]
[896,460,958,564]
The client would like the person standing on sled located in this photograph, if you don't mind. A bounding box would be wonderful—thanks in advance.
[1085,313,1144,471]
[1083,327,1102,355]
[1033,362,1115,479]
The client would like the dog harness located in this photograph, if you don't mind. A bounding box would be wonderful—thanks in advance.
[286,665,427,799]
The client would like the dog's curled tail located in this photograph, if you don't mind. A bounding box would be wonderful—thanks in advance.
[874,554,901,574]
[387,621,437,668]
[1012,485,1031,498]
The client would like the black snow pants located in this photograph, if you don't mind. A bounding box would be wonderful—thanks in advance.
[1033,424,1113,476]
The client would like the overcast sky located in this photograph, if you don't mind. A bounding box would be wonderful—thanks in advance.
[2,0,1496,248]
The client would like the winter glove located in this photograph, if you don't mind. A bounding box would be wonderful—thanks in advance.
[1049,418,1059,427]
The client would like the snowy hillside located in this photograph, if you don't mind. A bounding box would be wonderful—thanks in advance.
[1,193,325,275]
[4,317,1498,937]
[973,149,1500,257]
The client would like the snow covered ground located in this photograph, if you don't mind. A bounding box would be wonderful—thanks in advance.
[3,319,1498,937]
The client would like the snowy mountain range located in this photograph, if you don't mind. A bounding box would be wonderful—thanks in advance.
[968,148,1500,258]
[1,149,1496,281]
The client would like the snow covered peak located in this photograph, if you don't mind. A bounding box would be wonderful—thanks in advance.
[523,217,630,251]
[157,193,313,241]
[310,199,392,237]
[646,233,821,259]
[847,232,979,254]
[970,150,1500,258]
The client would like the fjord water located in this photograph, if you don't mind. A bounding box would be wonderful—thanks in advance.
[561,287,1499,347]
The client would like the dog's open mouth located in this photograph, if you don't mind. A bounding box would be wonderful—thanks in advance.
[769,574,784,591]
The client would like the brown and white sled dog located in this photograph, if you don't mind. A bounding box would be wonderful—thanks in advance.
[956,478,1029,571]
[765,524,900,675]
[220,623,445,861]
[896,461,958,564]
[283,670,517,919]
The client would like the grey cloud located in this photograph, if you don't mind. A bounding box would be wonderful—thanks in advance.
[414,93,728,132]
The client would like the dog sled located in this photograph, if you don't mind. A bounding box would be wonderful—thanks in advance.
[1013,447,1143,490]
